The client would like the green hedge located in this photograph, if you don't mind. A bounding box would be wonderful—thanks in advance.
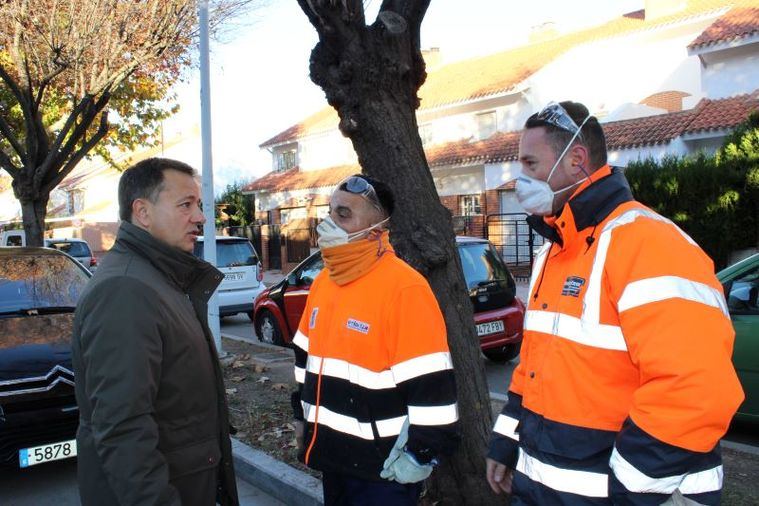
[624,112,759,269]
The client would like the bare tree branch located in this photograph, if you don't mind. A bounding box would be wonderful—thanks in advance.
[0,109,27,161]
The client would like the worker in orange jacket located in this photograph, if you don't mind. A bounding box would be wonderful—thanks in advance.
[292,174,459,505]
[486,101,744,505]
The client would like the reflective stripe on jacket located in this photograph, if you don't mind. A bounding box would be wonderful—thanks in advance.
[292,250,459,480]
[488,165,744,505]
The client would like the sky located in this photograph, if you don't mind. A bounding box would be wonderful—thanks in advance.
[165,0,644,193]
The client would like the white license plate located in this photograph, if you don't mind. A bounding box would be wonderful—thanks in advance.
[225,272,244,281]
[476,320,505,336]
[19,439,77,468]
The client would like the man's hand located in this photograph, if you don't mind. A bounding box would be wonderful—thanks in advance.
[294,420,305,452]
[486,458,513,495]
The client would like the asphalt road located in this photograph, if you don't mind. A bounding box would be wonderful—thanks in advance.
[0,456,284,506]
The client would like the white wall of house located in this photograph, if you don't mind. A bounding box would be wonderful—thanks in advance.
[298,131,356,171]
[525,18,712,117]
[432,166,484,196]
[608,138,689,166]
[700,42,759,99]
[485,161,521,190]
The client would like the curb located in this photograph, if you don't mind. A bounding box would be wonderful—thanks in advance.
[232,438,324,506]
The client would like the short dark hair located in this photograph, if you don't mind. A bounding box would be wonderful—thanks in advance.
[525,101,608,170]
[118,158,197,222]
[345,173,395,217]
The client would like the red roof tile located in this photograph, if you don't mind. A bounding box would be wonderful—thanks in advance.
[242,165,358,193]
[246,93,758,193]
[684,91,759,132]
[261,0,737,148]
[688,5,759,49]
[425,132,521,167]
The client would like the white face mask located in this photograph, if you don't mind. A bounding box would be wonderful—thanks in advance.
[316,216,389,249]
[516,113,592,216]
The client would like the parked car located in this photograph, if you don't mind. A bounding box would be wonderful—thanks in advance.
[719,253,759,423]
[193,236,265,319]
[0,247,91,468]
[44,238,97,272]
[253,237,525,362]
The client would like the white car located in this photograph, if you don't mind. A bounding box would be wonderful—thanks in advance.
[193,236,265,319]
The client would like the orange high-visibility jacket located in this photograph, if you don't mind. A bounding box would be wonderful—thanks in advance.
[488,165,744,505]
[291,250,459,480]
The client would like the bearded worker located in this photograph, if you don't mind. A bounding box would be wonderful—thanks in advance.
[290,174,459,505]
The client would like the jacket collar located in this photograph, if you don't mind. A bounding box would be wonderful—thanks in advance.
[527,165,634,246]
[116,221,222,298]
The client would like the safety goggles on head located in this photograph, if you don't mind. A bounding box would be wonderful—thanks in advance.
[536,102,582,135]
[337,175,384,214]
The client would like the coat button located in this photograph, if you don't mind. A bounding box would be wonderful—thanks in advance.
[208,457,214,464]
[529,371,536,379]
[541,303,548,309]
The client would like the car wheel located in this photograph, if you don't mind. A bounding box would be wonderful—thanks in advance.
[483,342,521,363]
[256,310,284,346]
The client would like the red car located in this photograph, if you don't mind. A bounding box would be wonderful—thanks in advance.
[252,237,525,362]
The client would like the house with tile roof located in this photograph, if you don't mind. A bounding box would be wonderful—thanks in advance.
[244,0,759,269]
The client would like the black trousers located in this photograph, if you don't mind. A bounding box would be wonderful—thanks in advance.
[322,471,423,506]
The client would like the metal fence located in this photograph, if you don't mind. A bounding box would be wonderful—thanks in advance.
[485,213,544,275]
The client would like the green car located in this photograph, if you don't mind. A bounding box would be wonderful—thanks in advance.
[719,253,759,423]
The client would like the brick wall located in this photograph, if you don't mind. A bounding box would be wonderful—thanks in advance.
[640,90,690,113]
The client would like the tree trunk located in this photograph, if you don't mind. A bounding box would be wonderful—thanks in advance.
[19,195,48,247]
[297,2,502,503]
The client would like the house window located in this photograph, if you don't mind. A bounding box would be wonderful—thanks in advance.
[276,148,297,172]
[280,207,307,224]
[67,189,84,215]
[460,194,482,216]
[476,111,497,140]
[419,123,433,146]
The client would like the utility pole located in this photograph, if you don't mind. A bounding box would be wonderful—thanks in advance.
[198,0,221,352]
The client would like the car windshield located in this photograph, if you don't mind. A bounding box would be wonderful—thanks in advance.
[46,241,90,257]
[0,254,90,313]
[457,242,510,290]
[194,240,258,268]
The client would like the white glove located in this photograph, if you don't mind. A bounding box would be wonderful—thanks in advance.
[380,419,435,484]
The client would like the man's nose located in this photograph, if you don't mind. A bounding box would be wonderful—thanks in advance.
[194,207,206,224]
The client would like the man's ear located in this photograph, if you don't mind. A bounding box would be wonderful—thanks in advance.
[132,199,150,228]
[568,145,590,177]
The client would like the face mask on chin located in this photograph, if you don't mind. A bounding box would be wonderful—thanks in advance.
[316,215,389,249]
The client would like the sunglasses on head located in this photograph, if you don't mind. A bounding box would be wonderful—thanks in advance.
[338,176,384,214]
[536,102,582,135]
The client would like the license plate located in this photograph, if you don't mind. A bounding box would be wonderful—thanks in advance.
[476,320,505,336]
[19,439,77,468]
[225,272,244,281]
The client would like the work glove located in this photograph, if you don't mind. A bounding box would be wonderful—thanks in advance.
[380,419,435,484]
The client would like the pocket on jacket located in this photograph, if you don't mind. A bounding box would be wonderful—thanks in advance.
[164,437,222,479]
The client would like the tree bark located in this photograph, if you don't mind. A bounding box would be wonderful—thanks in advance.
[18,195,48,247]
[297,1,502,503]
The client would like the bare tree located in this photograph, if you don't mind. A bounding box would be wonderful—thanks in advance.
[0,0,257,246]
[296,1,499,503]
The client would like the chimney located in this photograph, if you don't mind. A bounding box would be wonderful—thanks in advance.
[645,0,687,21]
[529,21,559,44]
[422,47,442,72]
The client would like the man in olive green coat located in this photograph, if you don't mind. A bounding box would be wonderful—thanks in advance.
[72,158,238,505]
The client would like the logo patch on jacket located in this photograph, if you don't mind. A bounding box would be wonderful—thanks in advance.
[309,308,319,329]
[346,318,370,334]
[561,276,586,297]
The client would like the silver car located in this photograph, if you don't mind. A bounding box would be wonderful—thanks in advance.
[44,238,97,272]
